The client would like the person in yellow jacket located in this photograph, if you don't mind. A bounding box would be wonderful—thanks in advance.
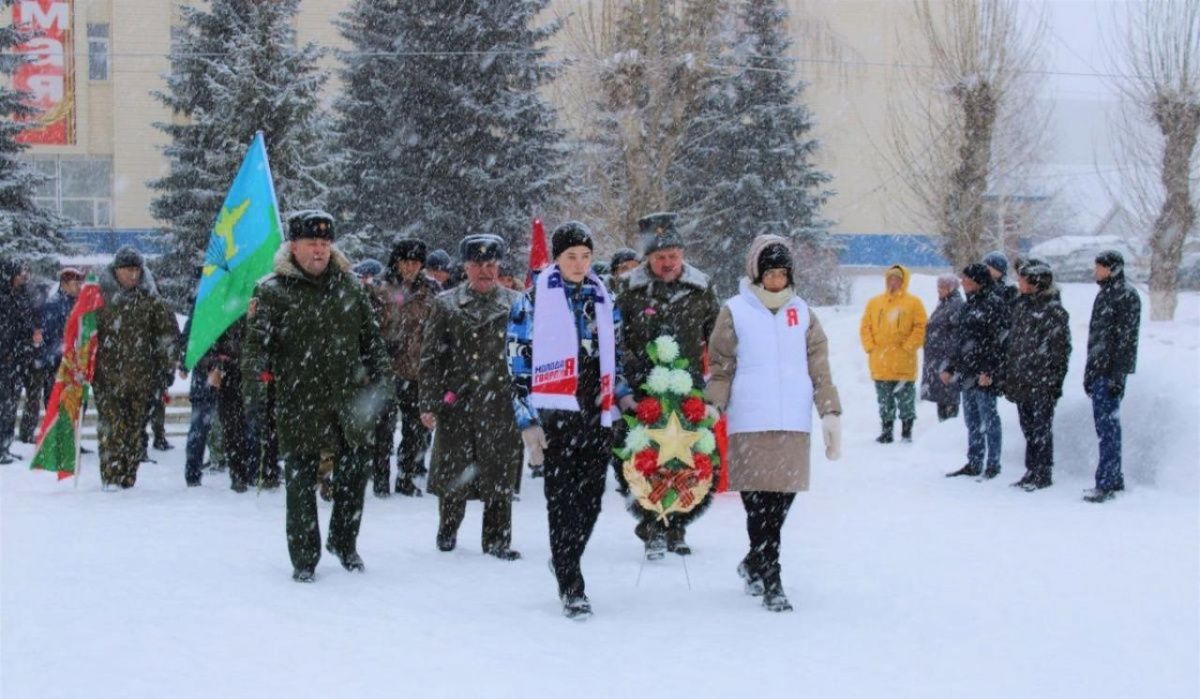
[860,265,927,443]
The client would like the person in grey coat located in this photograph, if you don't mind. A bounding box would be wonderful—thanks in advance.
[920,274,965,421]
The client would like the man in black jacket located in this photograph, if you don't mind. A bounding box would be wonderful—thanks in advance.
[1005,260,1071,491]
[0,259,37,464]
[942,263,1010,479]
[1082,250,1140,503]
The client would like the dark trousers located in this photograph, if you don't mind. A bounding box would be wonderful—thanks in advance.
[937,401,960,421]
[217,378,252,487]
[741,491,797,576]
[284,446,370,570]
[1016,399,1056,484]
[1089,377,1124,491]
[246,398,280,485]
[19,364,51,441]
[875,380,916,423]
[374,379,430,490]
[184,374,216,484]
[962,386,1002,471]
[0,365,21,454]
[438,494,513,553]
[543,410,610,598]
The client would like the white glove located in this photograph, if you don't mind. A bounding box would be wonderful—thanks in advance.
[821,414,841,461]
[522,425,548,467]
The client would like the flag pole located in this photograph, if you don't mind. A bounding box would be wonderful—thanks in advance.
[73,394,87,489]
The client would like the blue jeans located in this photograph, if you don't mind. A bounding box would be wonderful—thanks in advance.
[962,386,1001,471]
[1089,377,1124,491]
[184,373,217,484]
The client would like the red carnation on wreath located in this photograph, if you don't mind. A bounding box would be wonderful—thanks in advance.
[636,397,662,425]
[634,449,659,478]
[693,452,714,481]
[681,396,706,424]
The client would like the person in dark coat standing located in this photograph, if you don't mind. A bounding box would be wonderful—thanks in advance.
[375,237,439,497]
[1082,250,1141,503]
[920,274,964,421]
[0,258,37,464]
[612,212,721,559]
[508,222,634,619]
[17,277,50,444]
[1005,260,1071,491]
[93,247,178,488]
[242,211,393,581]
[37,268,83,400]
[419,234,523,560]
[942,263,1010,479]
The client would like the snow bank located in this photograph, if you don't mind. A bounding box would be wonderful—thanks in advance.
[1,272,1196,699]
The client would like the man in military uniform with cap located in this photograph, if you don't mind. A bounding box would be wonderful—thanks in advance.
[419,234,523,560]
[613,212,721,559]
[242,210,392,582]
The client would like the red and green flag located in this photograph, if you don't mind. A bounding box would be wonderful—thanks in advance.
[31,276,104,480]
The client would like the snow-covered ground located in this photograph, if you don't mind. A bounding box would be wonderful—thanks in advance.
[3,273,1198,699]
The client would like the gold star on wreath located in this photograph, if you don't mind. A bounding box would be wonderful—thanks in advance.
[646,412,700,467]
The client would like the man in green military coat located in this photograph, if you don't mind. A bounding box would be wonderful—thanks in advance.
[93,247,178,489]
[242,211,393,583]
[613,212,721,559]
[419,234,523,560]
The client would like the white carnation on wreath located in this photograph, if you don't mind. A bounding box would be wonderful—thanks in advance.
[626,425,651,452]
[654,336,680,364]
[695,428,716,455]
[667,368,693,395]
[647,366,673,394]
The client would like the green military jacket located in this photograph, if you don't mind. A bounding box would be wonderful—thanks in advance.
[613,262,721,393]
[93,265,178,399]
[419,283,522,500]
[242,247,392,455]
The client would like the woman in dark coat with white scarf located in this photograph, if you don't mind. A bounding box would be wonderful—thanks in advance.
[705,235,843,612]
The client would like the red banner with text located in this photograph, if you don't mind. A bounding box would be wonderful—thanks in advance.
[11,0,75,145]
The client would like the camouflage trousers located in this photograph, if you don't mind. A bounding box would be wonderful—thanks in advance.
[285,446,370,570]
[96,387,154,488]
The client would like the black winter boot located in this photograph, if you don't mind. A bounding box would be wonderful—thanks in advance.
[946,464,981,478]
[761,571,793,612]
[875,421,894,444]
[737,553,766,597]
[900,420,913,443]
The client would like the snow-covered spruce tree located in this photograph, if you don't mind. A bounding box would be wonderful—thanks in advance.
[0,0,68,260]
[330,0,569,256]
[672,0,838,302]
[149,0,334,304]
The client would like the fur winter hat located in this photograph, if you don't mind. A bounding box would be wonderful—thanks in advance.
[610,248,639,271]
[287,210,335,241]
[425,249,451,272]
[351,259,384,279]
[113,246,144,269]
[1095,249,1125,271]
[459,234,505,263]
[983,250,1009,276]
[962,263,992,287]
[389,238,428,266]
[1018,259,1054,291]
[638,212,684,256]
[59,267,84,282]
[551,221,594,259]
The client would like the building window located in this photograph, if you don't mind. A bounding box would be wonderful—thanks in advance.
[26,155,114,227]
[88,23,109,81]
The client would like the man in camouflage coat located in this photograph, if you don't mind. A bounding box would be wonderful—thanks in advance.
[93,247,178,488]
[373,237,439,497]
[612,212,721,559]
[419,234,523,560]
[242,211,393,582]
